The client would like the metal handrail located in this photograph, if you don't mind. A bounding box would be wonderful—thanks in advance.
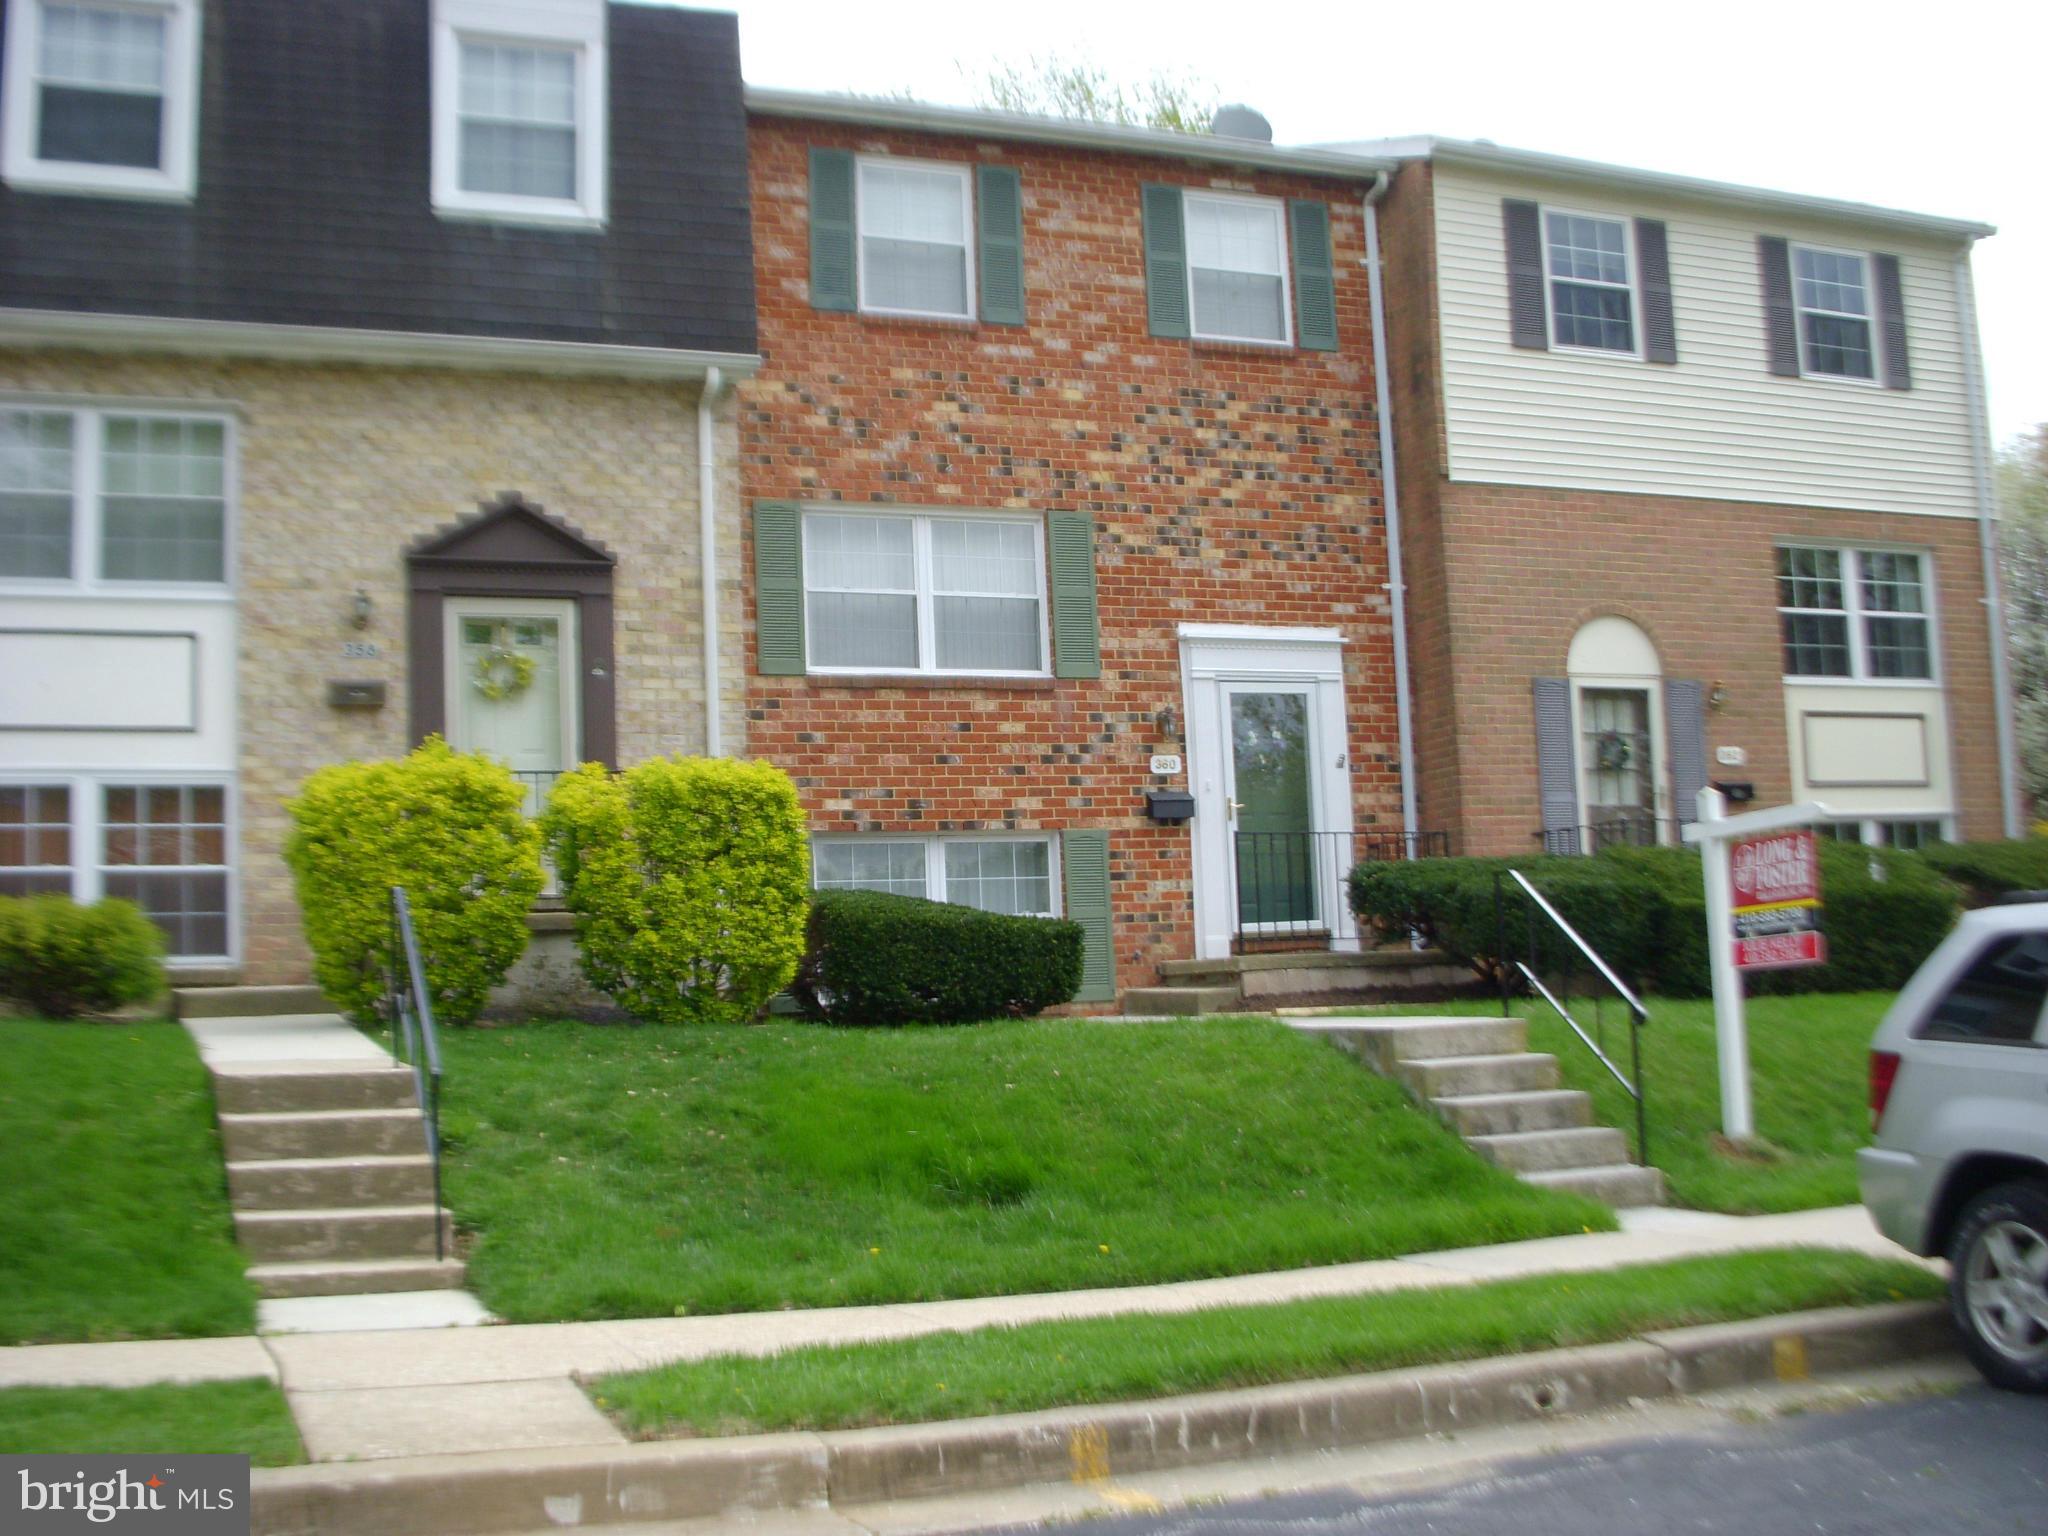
[1494,868,1649,1167]
[385,886,444,1261]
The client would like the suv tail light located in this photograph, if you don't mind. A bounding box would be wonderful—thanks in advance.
[1869,1050,1902,1129]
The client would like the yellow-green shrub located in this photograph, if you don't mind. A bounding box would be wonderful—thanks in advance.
[283,737,543,1026]
[0,896,164,1017]
[541,757,810,1024]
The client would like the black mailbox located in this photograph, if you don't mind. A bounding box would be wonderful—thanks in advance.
[1144,790,1195,824]
[1712,780,1756,804]
[327,679,387,711]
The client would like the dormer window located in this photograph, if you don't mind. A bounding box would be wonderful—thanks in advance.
[431,0,607,227]
[0,0,202,199]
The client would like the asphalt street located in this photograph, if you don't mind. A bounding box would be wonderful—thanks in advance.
[980,1385,2047,1536]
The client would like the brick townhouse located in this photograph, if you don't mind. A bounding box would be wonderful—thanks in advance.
[740,94,1409,1006]
[1343,136,2014,857]
[0,0,757,984]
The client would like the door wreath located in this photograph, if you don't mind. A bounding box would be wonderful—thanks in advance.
[472,644,536,702]
[1593,730,1634,775]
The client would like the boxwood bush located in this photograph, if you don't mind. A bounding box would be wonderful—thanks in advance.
[1351,839,1957,1000]
[791,889,1084,1025]
[0,895,165,1018]
[1918,838,2048,906]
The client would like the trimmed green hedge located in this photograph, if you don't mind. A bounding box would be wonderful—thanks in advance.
[0,896,164,1018]
[1350,840,1957,1000]
[791,890,1083,1025]
[1919,838,2048,906]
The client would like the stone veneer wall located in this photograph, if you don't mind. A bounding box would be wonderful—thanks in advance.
[0,350,743,984]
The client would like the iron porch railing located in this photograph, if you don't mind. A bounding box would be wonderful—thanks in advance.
[384,886,445,1262]
[1231,829,1453,952]
[1537,816,1693,856]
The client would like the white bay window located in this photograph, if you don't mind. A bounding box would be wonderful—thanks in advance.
[814,835,1058,919]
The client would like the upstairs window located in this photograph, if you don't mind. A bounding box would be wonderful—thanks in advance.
[1184,192,1291,344]
[1792,246,1875,380]
[1776,546,1933,681]
[1545,211,1635,352]
[431,1,607,226]
[1,0,201,198]
[857,158,974,320]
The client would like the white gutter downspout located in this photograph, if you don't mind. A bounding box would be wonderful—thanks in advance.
[1954,251,2022,836]
[698,366,728,757]
[1362,173,1421,847]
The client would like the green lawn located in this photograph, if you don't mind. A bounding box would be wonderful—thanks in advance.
[435,1016,1615,1324]
[1367,992,1886,1214]
[592,1246,1942,1437]
[0,1379,302,1465]
[0,1020,254,1344]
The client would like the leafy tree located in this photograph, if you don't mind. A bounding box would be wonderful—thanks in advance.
[1997,426,2048,808]
[968,57,1219,134]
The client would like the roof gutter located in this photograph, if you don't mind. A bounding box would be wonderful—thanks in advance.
[1361,170,1420,847]
[1953,251,2023,837]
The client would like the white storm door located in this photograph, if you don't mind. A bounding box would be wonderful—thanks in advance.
[444,597,578,811]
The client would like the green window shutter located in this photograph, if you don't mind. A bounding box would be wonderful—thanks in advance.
[977,163,1026,326]
[753,502,806,675]
[1047,512,1100,679]
[1062,829,1115,1003]
[1140,183,1190,338]
[809,148,857,312]
[1289,199,1338,351]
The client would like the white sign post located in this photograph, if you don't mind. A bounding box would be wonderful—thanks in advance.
[1682,787,1839,1140]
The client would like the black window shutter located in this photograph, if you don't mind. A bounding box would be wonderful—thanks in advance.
[1757,236,1799,377]
[1873,253,1912,390]
[1502,200,1548,350]
[1635,218,1677,364]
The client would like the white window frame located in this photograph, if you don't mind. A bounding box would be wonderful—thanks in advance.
[1541,204,1641,359]
[0,771,237,965]
[430,1,607,229]
[1776,543,1939,687]
[1,0,201,200]
[1790,243,1881,386]
[1183,189,1293,347]
[0,399,236,600]
[1816,816,1952,850]
[811,833,1063,919]
[801,508,1051,679]
[854,155,976,322]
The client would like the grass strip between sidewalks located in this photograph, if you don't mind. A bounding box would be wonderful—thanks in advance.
[591,1247,1943,1438]
[0,1379,304,1465]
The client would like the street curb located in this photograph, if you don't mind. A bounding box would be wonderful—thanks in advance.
[248,1300,1954,1536]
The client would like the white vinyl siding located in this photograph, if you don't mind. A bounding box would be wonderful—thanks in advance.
[813,835,1058,918]
[1432,166,1978,517]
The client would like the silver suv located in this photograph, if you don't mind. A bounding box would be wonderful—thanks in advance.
[1859,899,2048,1393]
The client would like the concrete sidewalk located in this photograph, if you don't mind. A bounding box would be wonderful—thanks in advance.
[0,1203,1924,1463]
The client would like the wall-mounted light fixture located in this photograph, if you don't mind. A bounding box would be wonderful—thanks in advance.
[1708,681,1729,711]
[351,589,373,630]
[1154,706,1179,741]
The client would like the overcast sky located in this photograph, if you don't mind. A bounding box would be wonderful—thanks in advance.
[710,0,2045,450]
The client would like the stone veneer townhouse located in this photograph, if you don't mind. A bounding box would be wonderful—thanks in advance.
[0,0,758,985]
[1343,137,2015,857]
[741,94,1409,1007]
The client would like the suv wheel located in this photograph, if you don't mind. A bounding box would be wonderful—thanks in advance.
[1946,1180,2048,1393]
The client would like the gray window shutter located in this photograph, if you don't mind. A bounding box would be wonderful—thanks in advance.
[1502,199,1548,350]
[753,502,806,675]
[1047,512,1101,678]
[1873,253,1912,390]
[1062,828,1115,1003]
[1757,236,1799,377]
[1533,677,1579,849]
[1289,199,1338,351]
[809,148,857,313]
[1141,184,1190,339]
[1665,679,1708,825]
[1635,217,1677,364]
[977,164,1026,326]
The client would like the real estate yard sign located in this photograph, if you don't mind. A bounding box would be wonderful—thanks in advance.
[1729,829,1826,971]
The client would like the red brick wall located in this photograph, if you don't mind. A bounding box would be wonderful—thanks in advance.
[741,117,1400,1002]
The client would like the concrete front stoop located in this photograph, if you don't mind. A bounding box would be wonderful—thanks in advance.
[1122,947,1475,1016]
[1291,1015,1666,1209]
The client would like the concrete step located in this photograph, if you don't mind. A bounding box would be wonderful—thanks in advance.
[234,1204,454,1263]
[1157,949,1455,981]
[1299,1016,1526,1072]
[174,984,329,1019]
[220,1109,427,1163]
[1398,1052,1562,1098]
[1523,1163,1667,1208]
[1119,985,1243,1016]
[1432,1089,1593,1137]
[1469,1126,1631,1174]
[246,1257,468,1299]
[212,1067,418,1115]
[227,1155,437,1212]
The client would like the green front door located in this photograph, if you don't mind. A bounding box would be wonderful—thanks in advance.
[1228,687,1318,928]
